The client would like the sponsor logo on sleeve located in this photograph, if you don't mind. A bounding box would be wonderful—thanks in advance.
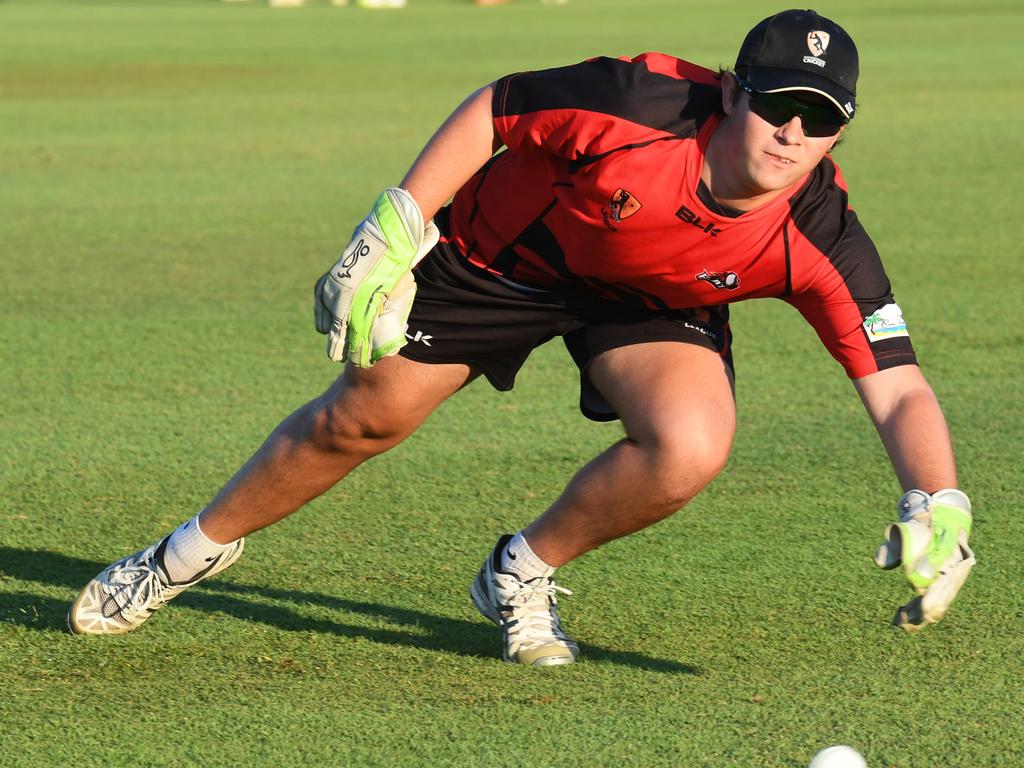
[862,303,909,342]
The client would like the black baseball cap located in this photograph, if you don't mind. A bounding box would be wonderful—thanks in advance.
[736,9,858,120]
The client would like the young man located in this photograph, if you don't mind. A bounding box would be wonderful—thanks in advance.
[69,10,975,666]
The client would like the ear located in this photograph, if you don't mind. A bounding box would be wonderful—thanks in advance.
[721,73,738,116]
[828,124,847,152]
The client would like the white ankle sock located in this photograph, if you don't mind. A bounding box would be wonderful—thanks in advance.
[160,515,237,583]
[501,531,555,581]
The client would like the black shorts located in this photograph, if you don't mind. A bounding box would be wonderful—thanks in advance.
[400,240,733,422]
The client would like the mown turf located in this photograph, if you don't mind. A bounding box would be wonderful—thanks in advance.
[2,1,1022,766]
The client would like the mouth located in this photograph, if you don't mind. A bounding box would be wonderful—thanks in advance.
[764,151,796,166]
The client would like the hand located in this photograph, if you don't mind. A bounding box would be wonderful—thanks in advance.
[367,270,418,364]
[875,488,975,632]
[314,188,439,366]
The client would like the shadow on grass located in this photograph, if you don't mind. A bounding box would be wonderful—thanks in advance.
[0,547,700,674]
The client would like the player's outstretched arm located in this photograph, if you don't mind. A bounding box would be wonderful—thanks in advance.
[854,365,975,632]
[399,84,503,221]
[314,85,501,366]
[854,364,957,491]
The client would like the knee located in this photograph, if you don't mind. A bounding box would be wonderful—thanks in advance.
[310,395,415,458]
[643,428,733,510]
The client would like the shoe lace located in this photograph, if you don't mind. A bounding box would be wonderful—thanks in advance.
[504,578,573,648]
[102,549,169,617]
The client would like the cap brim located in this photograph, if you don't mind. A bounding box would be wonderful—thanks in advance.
[745,67,855,120]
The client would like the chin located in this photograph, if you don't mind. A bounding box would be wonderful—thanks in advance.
[747,174,790,197]
[755,166,805,194]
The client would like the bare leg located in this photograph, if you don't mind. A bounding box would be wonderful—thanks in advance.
[198,356,475,543]
[523,342,736,566]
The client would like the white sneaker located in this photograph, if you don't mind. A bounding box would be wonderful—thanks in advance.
[470,534,579,666]
[67,536,244,635]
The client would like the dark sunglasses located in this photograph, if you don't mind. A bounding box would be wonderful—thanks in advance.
[736,78,848,138]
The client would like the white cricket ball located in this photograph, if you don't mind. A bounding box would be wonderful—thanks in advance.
[808,745,867,768]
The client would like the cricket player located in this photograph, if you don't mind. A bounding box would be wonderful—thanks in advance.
[69,10,975,666]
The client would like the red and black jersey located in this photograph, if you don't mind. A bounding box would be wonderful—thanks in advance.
[445,52,917,378]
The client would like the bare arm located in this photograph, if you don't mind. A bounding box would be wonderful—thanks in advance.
[399,84,503,221]
[853,365,958,492]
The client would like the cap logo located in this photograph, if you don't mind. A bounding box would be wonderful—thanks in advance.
[802,30,830,68]
[807,31,830,57]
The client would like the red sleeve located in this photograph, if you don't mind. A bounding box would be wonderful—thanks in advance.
[785,160,917,378]
[786,219,917,378]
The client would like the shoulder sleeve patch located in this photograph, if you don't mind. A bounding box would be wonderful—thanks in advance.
[862,302,909,342]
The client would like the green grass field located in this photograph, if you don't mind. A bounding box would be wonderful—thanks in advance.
[2,0,1023,765]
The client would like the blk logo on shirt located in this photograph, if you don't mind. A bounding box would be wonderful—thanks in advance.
[676,205,722,237]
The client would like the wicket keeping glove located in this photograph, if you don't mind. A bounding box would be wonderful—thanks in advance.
[314,188,439,367]
[874,488,975,632]
[367,270,418,362]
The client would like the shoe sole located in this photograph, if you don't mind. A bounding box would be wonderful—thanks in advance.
[67,589,138,636]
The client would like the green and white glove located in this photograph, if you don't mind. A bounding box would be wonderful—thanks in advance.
[314,188,439,367]
[367,270,418,361]
[874,488,975,632]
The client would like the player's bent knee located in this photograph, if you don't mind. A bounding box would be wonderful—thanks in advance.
[647,430,732,508]
[304,357,468,459]
[312,396,417,458]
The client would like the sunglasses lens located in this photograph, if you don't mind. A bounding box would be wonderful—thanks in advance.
[746,90,845,137]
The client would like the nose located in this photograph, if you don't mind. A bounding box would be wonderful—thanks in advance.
[775,115,804,144]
